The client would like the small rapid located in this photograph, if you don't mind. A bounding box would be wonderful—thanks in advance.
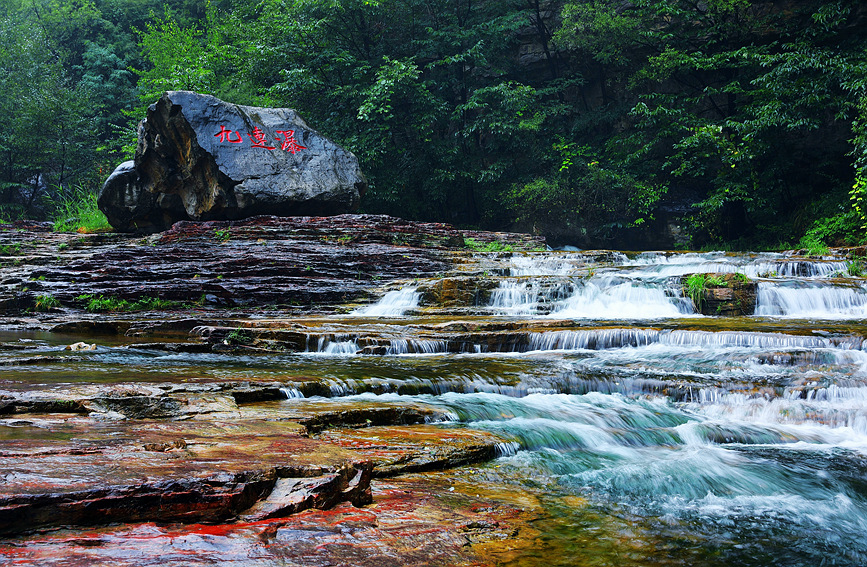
[351,286,420,317]
[490,276,693,318]
[4,246,865,567]
[756,281,867,318]
[341,387,867,565]
[486,250,864,320]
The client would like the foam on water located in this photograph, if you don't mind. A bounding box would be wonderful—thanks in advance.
[756,281,867,318]
[351,286,420,317]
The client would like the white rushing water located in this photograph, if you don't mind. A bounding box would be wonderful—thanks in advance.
[319,249,867,564]
[351,286,420,317]
[622,251,850,278]
[490,276,694,318]
[548,278,693,318]
[281,249,867,564]
[487,250,863,320]
[756,281,867,318]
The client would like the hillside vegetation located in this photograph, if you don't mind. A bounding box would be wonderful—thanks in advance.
[1,0,865,249]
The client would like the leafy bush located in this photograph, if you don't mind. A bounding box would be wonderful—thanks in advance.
[464,238,514,252]
[684,274,708,309]
[684,273,726,309]
[33,295,60,311]
[801,209,865,248]
[226,327,253,345]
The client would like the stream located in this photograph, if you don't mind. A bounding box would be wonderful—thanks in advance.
[2,247,867,565]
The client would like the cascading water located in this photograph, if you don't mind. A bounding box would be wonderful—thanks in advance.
[350,286,420,317]
[6,247,867,566]
[490,275,694,318]
[342,248,866,564]
[756,281,867,318]
[548,276,694,318]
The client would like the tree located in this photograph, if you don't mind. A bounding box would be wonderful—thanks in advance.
[0,12,100,217]
[554,0,867,246]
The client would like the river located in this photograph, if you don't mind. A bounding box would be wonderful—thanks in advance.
[2,247,866,565]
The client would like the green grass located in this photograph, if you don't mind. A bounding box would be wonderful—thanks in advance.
[684,273,725,309]
[76,294,185,312]
[798,235,830,257]
[684,272,750,308]
[226,327,253,345]
[51,186,112,233]
[464,238,514,252]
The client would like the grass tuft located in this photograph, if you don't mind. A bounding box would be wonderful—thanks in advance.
[51,186,112,233]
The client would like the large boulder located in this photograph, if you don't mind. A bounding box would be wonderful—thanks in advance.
[98,91,367,232]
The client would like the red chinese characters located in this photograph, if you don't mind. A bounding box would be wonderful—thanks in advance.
[214,125,306,154]
[248,127,276,150]
[214,125,242,144]
[275,130,307,154]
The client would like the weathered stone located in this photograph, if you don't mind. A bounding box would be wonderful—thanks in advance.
[418,277,500,307]
[0,469,277,534]
[99,91,367,232]
[682,273,757,316]
[238,462,372,521]
[299,406,444,434]
[0,472,539,567]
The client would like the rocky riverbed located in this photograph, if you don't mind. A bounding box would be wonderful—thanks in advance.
[2,215,867,566]
[0,214,549,565]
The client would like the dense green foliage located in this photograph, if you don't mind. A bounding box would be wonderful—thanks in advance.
[75,293,189,311]
[0,0,864,248]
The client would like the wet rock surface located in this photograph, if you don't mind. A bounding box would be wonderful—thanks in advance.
[0,471,542,567]
[0,214,545,562]
[681,272,758,316]
[4,218,867,565]
[4,214,542,313]
[0,397,510,535]
[99,91,367,232]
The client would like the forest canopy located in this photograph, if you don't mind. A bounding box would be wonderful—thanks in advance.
[0,0,865,249]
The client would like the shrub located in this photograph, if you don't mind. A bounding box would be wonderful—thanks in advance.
[798,235,830,257]
[464,238,514,252]
[33,294,60,311]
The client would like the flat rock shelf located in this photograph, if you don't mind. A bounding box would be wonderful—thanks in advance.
[1,215,866,566]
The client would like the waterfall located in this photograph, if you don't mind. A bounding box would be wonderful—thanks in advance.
[549,277,694,319]
[623,251,849,279]
[524,328,859,352]
[489,280,542,315]
[387,338,448,354]
[744,260,848,278]
[279,387,304,399]
[756,281,867,318]
[507,254,582,276]
[351,286,420,317]
[528,328,662,351]
[322,340,359,354]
